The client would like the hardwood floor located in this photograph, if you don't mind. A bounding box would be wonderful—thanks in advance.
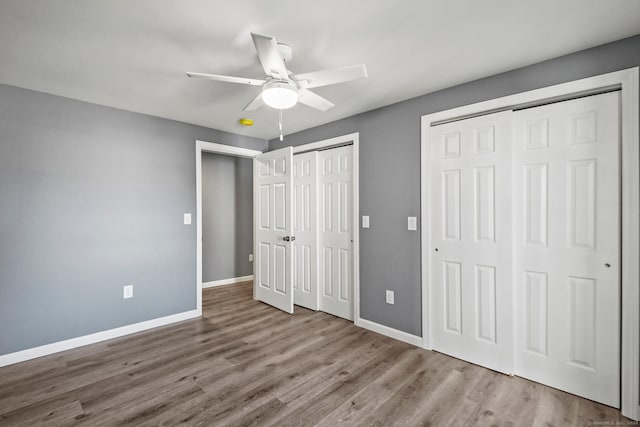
[0,281,631,426]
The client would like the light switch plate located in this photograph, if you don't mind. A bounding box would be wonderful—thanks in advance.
[386,290,394,304]
[249,253,254,262]
[123,285,133,299]
[408,216,417,231]
[184,213,192,225]
[362,215,370,228]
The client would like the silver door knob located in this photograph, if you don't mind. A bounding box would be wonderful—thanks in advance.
[291,236,296,241]
[605,263,611,268]
[283,236,290,242]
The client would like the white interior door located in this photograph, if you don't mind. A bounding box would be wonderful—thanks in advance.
[429,111,514,374]
[318,145,354,320]
[513,92,620,407]
[254,147,294,314]
[292,151,319,310]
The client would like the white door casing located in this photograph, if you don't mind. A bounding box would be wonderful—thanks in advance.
[254,147,294,313]
[293,151,319,310]
[512,92,621,407]
[318,145,354,320]
[429,111,514,374]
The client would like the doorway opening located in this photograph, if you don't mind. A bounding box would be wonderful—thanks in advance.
[201,151,254,287]
[195,140,262,315]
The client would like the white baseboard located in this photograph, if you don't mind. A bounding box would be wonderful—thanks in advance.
[203,275,254,288]
[355,317,423,347]
[0,309,200,368]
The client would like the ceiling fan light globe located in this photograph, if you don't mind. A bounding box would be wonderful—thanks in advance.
[262,81,298,109]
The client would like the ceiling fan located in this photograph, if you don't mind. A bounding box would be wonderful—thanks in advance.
[187,32,367,112]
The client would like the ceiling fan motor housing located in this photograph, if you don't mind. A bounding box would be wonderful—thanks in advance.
[277,43,293,62]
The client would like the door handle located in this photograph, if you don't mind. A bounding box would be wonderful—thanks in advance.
[291,236,296,241]
[283,236,290,242]
[605,263,611,268]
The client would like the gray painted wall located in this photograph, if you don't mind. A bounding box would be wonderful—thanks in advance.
[270,34,640,336]
[0,84,266,355]
[201,153,253,282]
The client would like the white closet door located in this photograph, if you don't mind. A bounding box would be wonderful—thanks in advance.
[513,92,620,407]
[430,111,513,374]
[292,151,319,310]
[254,147,294,314]
[318,145,354,320]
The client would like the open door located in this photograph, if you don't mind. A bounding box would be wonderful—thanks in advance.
[254,147,294,313]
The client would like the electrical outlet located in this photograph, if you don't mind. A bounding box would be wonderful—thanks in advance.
[183,213,192,225]
[362,215,370,228]
[249,253,254,262]
[386,290,394,304]
[123,285,133,299]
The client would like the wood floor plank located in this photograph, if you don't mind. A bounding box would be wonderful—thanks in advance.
[314,348,437,426]
[362,356,463,425]
[77,356,234,421]
[0,281,632,426]
[268,345,415,427]
[27,399,85,427]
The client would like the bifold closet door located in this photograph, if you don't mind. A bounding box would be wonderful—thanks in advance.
[254,147,294,314]
[292,151,319,311]
[429,111,513,374]
[512,92,620,407]
[318,145,354,320]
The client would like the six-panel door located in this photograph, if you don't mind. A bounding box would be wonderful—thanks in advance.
[254,147,294,314]
[512,92,620,407]
[318,145,354,320]
[430,110,514,374]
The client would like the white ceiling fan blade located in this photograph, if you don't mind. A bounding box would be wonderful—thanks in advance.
[242,92,264,111]
[250,33,288,79]
[186,72,265,86]
[298,89,335,112]
[293,64,367,89]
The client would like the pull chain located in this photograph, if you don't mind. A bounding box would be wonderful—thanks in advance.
[279,109,283,141]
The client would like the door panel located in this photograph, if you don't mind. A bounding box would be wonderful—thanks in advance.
[292,151,319,310]
[430,110,513,374]
[523,270,548,356]
[474,167,495,242]
[254,147,294,313]
[475,265,496,343]
[319,145,353,320]
[523,163,548,246]
[444,261,462,334]
[443,170,461,240]
[513,92,620,407]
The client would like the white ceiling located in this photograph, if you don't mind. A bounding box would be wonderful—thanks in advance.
[1,1,639,140]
